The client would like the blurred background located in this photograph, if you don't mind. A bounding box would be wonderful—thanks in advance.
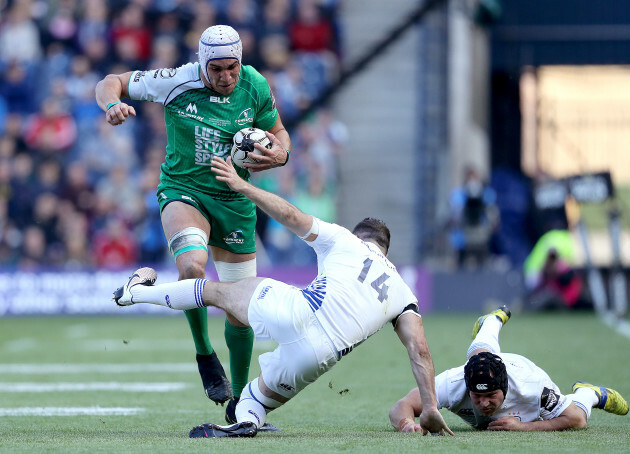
[1,0,630,320]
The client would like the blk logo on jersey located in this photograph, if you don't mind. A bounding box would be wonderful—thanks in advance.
[186,103,198,114]
[209,96,230,103]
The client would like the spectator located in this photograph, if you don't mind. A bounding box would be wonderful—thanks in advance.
[60,160,97,218]
[9,153,37,228]
[523,229,590,311]
[0,61,38,115]
[40,0,79,49]
[110,4,153,66]
[0,0,344,269]
[18,225,47,270]
[448,166,500,269]
[92,217,137,269]
[0,2,42,66]
[289,0,335,53]
[23,97,77,155]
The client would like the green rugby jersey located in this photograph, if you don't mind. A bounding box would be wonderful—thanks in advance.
[128,62,278,197]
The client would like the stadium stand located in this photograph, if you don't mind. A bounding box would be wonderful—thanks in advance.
[0,0,345,270]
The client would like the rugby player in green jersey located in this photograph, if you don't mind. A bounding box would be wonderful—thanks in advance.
[95,25,291,423]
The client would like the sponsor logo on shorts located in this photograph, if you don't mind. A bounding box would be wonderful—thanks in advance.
[235,108,254,126]
[279,383,295,392]
[257,286,271,300]
[165,295,172,308]
[180,195,198,205]
[224,230,245,245]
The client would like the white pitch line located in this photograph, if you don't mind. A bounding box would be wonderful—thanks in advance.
[0,363,196,374]
[598,310,630,340]
[0,407,145,416]
[0,382,188,392]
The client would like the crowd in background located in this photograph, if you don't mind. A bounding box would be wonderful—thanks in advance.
[0,0,347,270]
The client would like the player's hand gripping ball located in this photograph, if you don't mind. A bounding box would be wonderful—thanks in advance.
[230,127,271,168]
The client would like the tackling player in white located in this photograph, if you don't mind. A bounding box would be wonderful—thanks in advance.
[390,306,629,432]
[112,131,453,438]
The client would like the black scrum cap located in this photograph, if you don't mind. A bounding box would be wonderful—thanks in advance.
[464,352,508,397]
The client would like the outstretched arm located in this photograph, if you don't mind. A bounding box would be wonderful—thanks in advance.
[487,403,587,431]
[211,155,314,239]
[95,72,136,126]
[395,313,454,436]
[389,388,423,432]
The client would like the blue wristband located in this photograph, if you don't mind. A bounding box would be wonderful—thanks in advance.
[106,101,121,111]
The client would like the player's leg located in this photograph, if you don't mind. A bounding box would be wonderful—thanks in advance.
[114,270,265,320]
[467,305,511,359]
[189,374,288,439]
[569,382,629,417]
[161,201,233,404]
[211,248,256,406]
[234,374,287,428]
[206,197,259,413]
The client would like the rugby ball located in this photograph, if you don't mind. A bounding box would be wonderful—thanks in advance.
[230,127,271,168]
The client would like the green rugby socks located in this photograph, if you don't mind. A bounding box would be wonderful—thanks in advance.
[224,319,254,398]
[185,307,213,355]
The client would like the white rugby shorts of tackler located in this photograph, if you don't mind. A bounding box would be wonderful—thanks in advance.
[247,278,339,399]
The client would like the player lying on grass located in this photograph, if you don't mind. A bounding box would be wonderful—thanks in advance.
[113,150,454,438]
[389,306,629,432]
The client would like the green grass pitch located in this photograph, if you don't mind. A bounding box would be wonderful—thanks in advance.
[0,311,629,453]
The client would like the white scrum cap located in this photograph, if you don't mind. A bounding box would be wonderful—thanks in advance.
[198,25,242,82]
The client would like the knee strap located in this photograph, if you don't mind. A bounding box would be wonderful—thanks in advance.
[168,227,208,259]
[214,258,257,282]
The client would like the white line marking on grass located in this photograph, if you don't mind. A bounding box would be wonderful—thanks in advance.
[0,407,145,416]
[4,338,37,352]
[0,363,196,374]
[0,382,188,392]
[598,310,630,340]
[78,339,196,352]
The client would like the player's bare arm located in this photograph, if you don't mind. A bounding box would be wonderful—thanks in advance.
[389,388,424,432]
[95,72,136,126]
[395,313,454,436]
[211,156,314,238]
[245,118,291,172]
[487,403,587,431]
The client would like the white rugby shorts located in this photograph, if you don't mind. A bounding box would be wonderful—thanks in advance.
[248,278,339,399]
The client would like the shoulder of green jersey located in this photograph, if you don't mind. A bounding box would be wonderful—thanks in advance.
[129,63,204,105]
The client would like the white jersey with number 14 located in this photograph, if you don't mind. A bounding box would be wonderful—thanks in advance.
[302,220,420,356]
